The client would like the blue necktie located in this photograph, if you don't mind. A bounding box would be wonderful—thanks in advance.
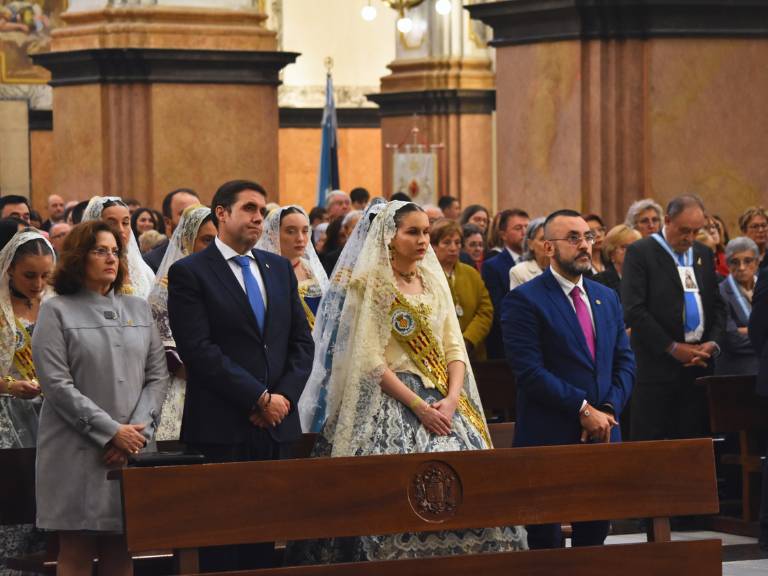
[677,253,701,333]
[234,255,265,333]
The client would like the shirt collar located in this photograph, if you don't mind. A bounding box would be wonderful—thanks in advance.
[505,246,522,261]
[215,236,255,261]
[550,266,585,295]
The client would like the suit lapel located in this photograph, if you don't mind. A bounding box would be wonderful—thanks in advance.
[204,243,263,339]
[542,270,594,367]
[651,238,682,289]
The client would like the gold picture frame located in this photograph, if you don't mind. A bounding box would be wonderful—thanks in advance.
[0,0,67,84]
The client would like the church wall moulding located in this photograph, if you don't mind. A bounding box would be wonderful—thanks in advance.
[466,0,768,46]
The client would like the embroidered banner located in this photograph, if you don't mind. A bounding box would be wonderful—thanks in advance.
[392,151,437,205]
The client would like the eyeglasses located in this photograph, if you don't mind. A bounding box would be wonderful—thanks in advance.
[747,223,768,231]
[548,232,597,246]
[637,217,661,226]
[728,257,757,267]
[90,247,121,258]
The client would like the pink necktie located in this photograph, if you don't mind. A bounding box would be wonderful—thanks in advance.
[570,286,595,360]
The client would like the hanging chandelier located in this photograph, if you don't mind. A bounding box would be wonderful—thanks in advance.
[360,0,453,32]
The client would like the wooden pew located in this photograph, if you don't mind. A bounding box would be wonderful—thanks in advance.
[697,374,768,534]
[473,359,516,421]
[113,439,721,575]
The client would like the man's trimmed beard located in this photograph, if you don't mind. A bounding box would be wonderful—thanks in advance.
[553,244,592,277]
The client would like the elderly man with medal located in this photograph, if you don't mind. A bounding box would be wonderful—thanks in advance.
[622,194,726,441]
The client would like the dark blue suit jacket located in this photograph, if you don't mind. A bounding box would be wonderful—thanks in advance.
[482,249,516,359]
[501,268,636,447]
[748,268,768,396]
[168,242,314,445]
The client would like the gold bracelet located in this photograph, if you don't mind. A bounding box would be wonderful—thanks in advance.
[408,396,424,412]
[4,376,15,396]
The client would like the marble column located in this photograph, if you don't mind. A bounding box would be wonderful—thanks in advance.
[368,1,496,209]
[468,0,768,230]
[34,0,296,206]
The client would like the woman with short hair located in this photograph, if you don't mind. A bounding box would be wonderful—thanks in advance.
[624,198,663,238]
[716,236,760,375]
[33,220,169,575]
[430,219,494,360]
[738,206,768,266]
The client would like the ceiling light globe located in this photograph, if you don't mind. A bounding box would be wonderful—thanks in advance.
[396,16,414,33]
[435,0,452,15]
[361,4,377,21]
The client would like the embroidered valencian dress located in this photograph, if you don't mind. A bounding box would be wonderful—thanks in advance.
[286,280,526,563]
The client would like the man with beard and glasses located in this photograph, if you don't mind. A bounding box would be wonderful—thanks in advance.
[622,194,725,442]
[501,209,635,550]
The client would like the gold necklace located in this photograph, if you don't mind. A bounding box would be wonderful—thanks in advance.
[394,268,418,283]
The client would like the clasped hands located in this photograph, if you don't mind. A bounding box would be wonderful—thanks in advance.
[413,395,458,436]
[104,423,147,468]
[668,341,717,368]
[579,404,618,444]
[250,392,291,428]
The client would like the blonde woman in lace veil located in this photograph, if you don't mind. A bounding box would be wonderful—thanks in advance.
[0,231,54,574]
[256,205,328,331]
[288,201,526,563]
[82,196,155,299]
[148,204,215,440]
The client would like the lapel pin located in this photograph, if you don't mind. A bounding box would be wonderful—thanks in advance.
[697,257,702,266]
[265,263,270,269]
[595,299,602,305]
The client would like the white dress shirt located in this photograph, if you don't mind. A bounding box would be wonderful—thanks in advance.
[505,246,522,264]
[214,236,268,308]
[550,266,595,330]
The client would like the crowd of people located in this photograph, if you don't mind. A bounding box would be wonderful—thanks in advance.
[0,183,766,574]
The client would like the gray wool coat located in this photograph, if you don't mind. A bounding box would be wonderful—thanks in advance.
[32,290,169,532]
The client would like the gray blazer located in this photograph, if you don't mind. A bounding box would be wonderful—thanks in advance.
[716,278,759,376]
[32,290,169,532]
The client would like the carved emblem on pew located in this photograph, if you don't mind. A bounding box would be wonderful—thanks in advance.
[408,461,463,522]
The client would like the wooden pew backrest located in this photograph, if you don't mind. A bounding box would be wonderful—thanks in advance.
[117,439,718,553]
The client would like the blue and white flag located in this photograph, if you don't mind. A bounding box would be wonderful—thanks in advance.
[316,72,340,207]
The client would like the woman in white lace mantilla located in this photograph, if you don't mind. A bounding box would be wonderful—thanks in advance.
[82,196,155,299]
[148,204,215,441]
[256,205,328,331]
[288,201,526,564]
[0,231,54,574]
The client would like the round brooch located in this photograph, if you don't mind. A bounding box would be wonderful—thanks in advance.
[391,308,416,337]
[14,328,25,352]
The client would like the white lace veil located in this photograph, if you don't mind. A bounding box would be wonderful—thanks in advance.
[148,204,211,348]
[298,198,387,432]
[82,196,155,299]
[0,230,55,377]
[255,205,329,295]
[304,200,489,456]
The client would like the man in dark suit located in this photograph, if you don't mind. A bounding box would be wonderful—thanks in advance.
[502,209,635,549]
[168,180,314,571]
[144,187,200,272]
[748,268,768,551]
[482,208,529,358]
[622,194,725,441]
